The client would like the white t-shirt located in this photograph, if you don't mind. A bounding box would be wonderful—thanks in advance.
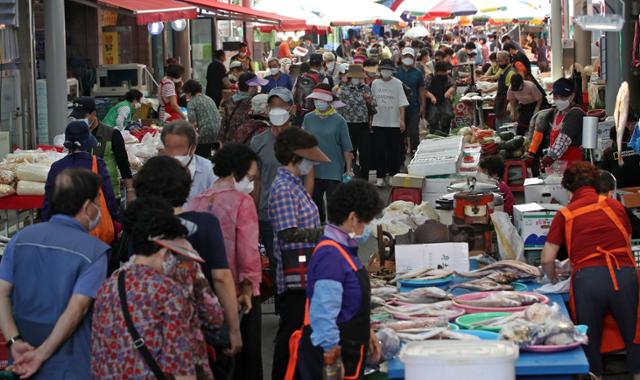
[371,77,409,128]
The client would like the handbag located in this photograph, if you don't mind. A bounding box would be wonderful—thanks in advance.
[118,270,168,380]
[89,155,115,244]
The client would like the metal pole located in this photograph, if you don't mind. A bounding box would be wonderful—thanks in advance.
[551,0,563,80]
[563,0,571,39]
[18,0,37,148]
[44,0,68,142]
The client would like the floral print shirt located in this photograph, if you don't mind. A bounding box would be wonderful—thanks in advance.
[91,258,224,379]
[338,83,374,123]
[187,93,221,144]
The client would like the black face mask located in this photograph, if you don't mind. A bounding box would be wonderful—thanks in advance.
[499,63,508,69]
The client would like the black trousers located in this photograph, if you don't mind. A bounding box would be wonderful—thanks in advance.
[348,122,372,180]
[573,266,640,375]
[372,127,402,179]
[312,179,340,223]
[427,101,454,135]
[402,110,421,154]
[516,102,537,136]
[233,296,263,380]
[272,290,306,380]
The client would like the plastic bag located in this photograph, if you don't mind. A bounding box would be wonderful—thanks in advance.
[0,169,15,185]
[630,122,640,154]
[535,278,570,294]
[17,180,45,195]
[137,134,158,159]
[17,164,50,182]
[0,184,15,198]
[491,211,525,261]
[121,130,139,144]
[376,328,401,361]
[53,134,65,148]
[6,149,47,164]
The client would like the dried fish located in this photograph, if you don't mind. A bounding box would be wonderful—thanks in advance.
[455,292,541,308]
[371,286,399,299]
[383,300,454,316]
[455,260,541,280]
[397,329,481,342]
[469,313,524,328]
[393,268,454,283]
[449,279,514,292]
[381,317,449,332]
[391,287,451,304]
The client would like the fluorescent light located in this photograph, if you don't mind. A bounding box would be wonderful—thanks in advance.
[574,15,624,32]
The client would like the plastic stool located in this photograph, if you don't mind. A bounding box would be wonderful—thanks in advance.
[503,160,527,192]
[390,187,422,204]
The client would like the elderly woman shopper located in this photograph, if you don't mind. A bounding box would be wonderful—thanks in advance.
[507,74,543,136]
[220,73,268,144]
[185,143,263,380]
[182,79,221,158]
[91,198,225,380]
[303,84,353,223]
[269,127,330,380]
[262,57,293,93]
[286,179,384,380]
[234,93,271,145]
[542,162,640,379]
[338,64,375,180]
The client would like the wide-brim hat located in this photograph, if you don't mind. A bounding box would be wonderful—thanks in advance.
[306,88,334,102]
[64,120,97,151]
[151,237,205,263]
[294,146,331,163]
[346,64,366,79]
[379,58,396,71]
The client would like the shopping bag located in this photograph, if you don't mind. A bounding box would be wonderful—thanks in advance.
[90,155,115,244]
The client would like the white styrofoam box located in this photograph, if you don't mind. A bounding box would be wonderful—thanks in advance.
[395,242,469,273]
[513,203,563,250]
[423,176,456,194]
[408,157,460,176]
[524,177,569,205]
[417,135,464,153]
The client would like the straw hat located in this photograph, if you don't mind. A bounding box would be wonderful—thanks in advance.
[346,64,366,79]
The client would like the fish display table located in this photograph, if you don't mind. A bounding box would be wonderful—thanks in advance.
[386,283,589,379]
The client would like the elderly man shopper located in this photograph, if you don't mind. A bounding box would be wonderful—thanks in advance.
[483,51,516,128]
[0,168,109,379]
[235,94,271,145]
[263,58,293,94]
[182,79,221,158]
[394,47,425,155]
[371,59,409,187]
[250,87,296,271]
[220,72,268,143]
[161,120,217,203]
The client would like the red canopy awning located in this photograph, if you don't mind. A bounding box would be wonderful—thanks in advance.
[98,0,197,24]
[185,0,305,26]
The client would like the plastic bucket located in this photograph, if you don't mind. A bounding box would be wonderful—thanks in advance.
[400,341,519,380]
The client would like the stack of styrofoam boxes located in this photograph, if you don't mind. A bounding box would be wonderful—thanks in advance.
[421,176,457,206]
[408,136,464,177]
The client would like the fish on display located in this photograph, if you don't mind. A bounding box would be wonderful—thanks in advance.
[449,278,514,292]
[393,267,454,283]
[455,260,541,280]
[371,286,399,299]
[455,291,540,308]
[381,317,449,332]
[390,286,452,304]
[383,300,455,316]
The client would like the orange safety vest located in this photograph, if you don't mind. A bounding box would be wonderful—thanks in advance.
[285,239,368,380]
[562,195,640,353]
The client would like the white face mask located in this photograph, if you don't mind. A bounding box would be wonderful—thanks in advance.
[86,201,101,231]
[555,99,571,111]
[172,153,195,177]
[269,108,290,126]
[380,70,393,79]
[351,78,362,85]
[234,176,255,194]
[298,158,315,175]
[314,100,330,112]
[269,67,280,75]
[402,57,414,66]
[134,102,142,110]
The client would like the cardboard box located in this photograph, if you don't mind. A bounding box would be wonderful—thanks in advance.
[513,203,563,250]
[524,177,569,205]
[618,187,640,208]
[390,174,425,189]
[395,242,469,273]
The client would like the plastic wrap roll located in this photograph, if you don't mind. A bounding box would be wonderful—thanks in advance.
[17,180,45,196]
[582,116,599,149]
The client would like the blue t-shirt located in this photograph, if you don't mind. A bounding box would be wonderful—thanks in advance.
[394,66,425,112]
[261,73,294,94]
[303,112,353,181]
[0,214,109,379]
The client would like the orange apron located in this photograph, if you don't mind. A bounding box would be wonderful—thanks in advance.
[562,195,640,353]
[284,239,369,380]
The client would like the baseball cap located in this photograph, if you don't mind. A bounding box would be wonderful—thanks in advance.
[552,78,574,97]
[401,47,416,57]
[70,97,96,119]
[64,120,98,151]
[268,87,294,104]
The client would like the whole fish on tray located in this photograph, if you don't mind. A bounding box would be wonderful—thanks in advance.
[393,268,454,283]
[383,300,455,316]
[469,313,524,328]
[455,260,541,280]
[449,278,514,292]
[371,286,399,299]
[397,328,481,342]
[391,287,452,304]
[380,317,449,332]
[455,292,540,308]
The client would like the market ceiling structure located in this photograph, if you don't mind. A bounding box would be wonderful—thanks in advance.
[97,0,198,24]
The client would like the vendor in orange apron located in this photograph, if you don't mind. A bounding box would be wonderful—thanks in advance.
[159,64,187,123]
[285,180,383,380]
[541,162,640,378]
[540,78,585,171]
